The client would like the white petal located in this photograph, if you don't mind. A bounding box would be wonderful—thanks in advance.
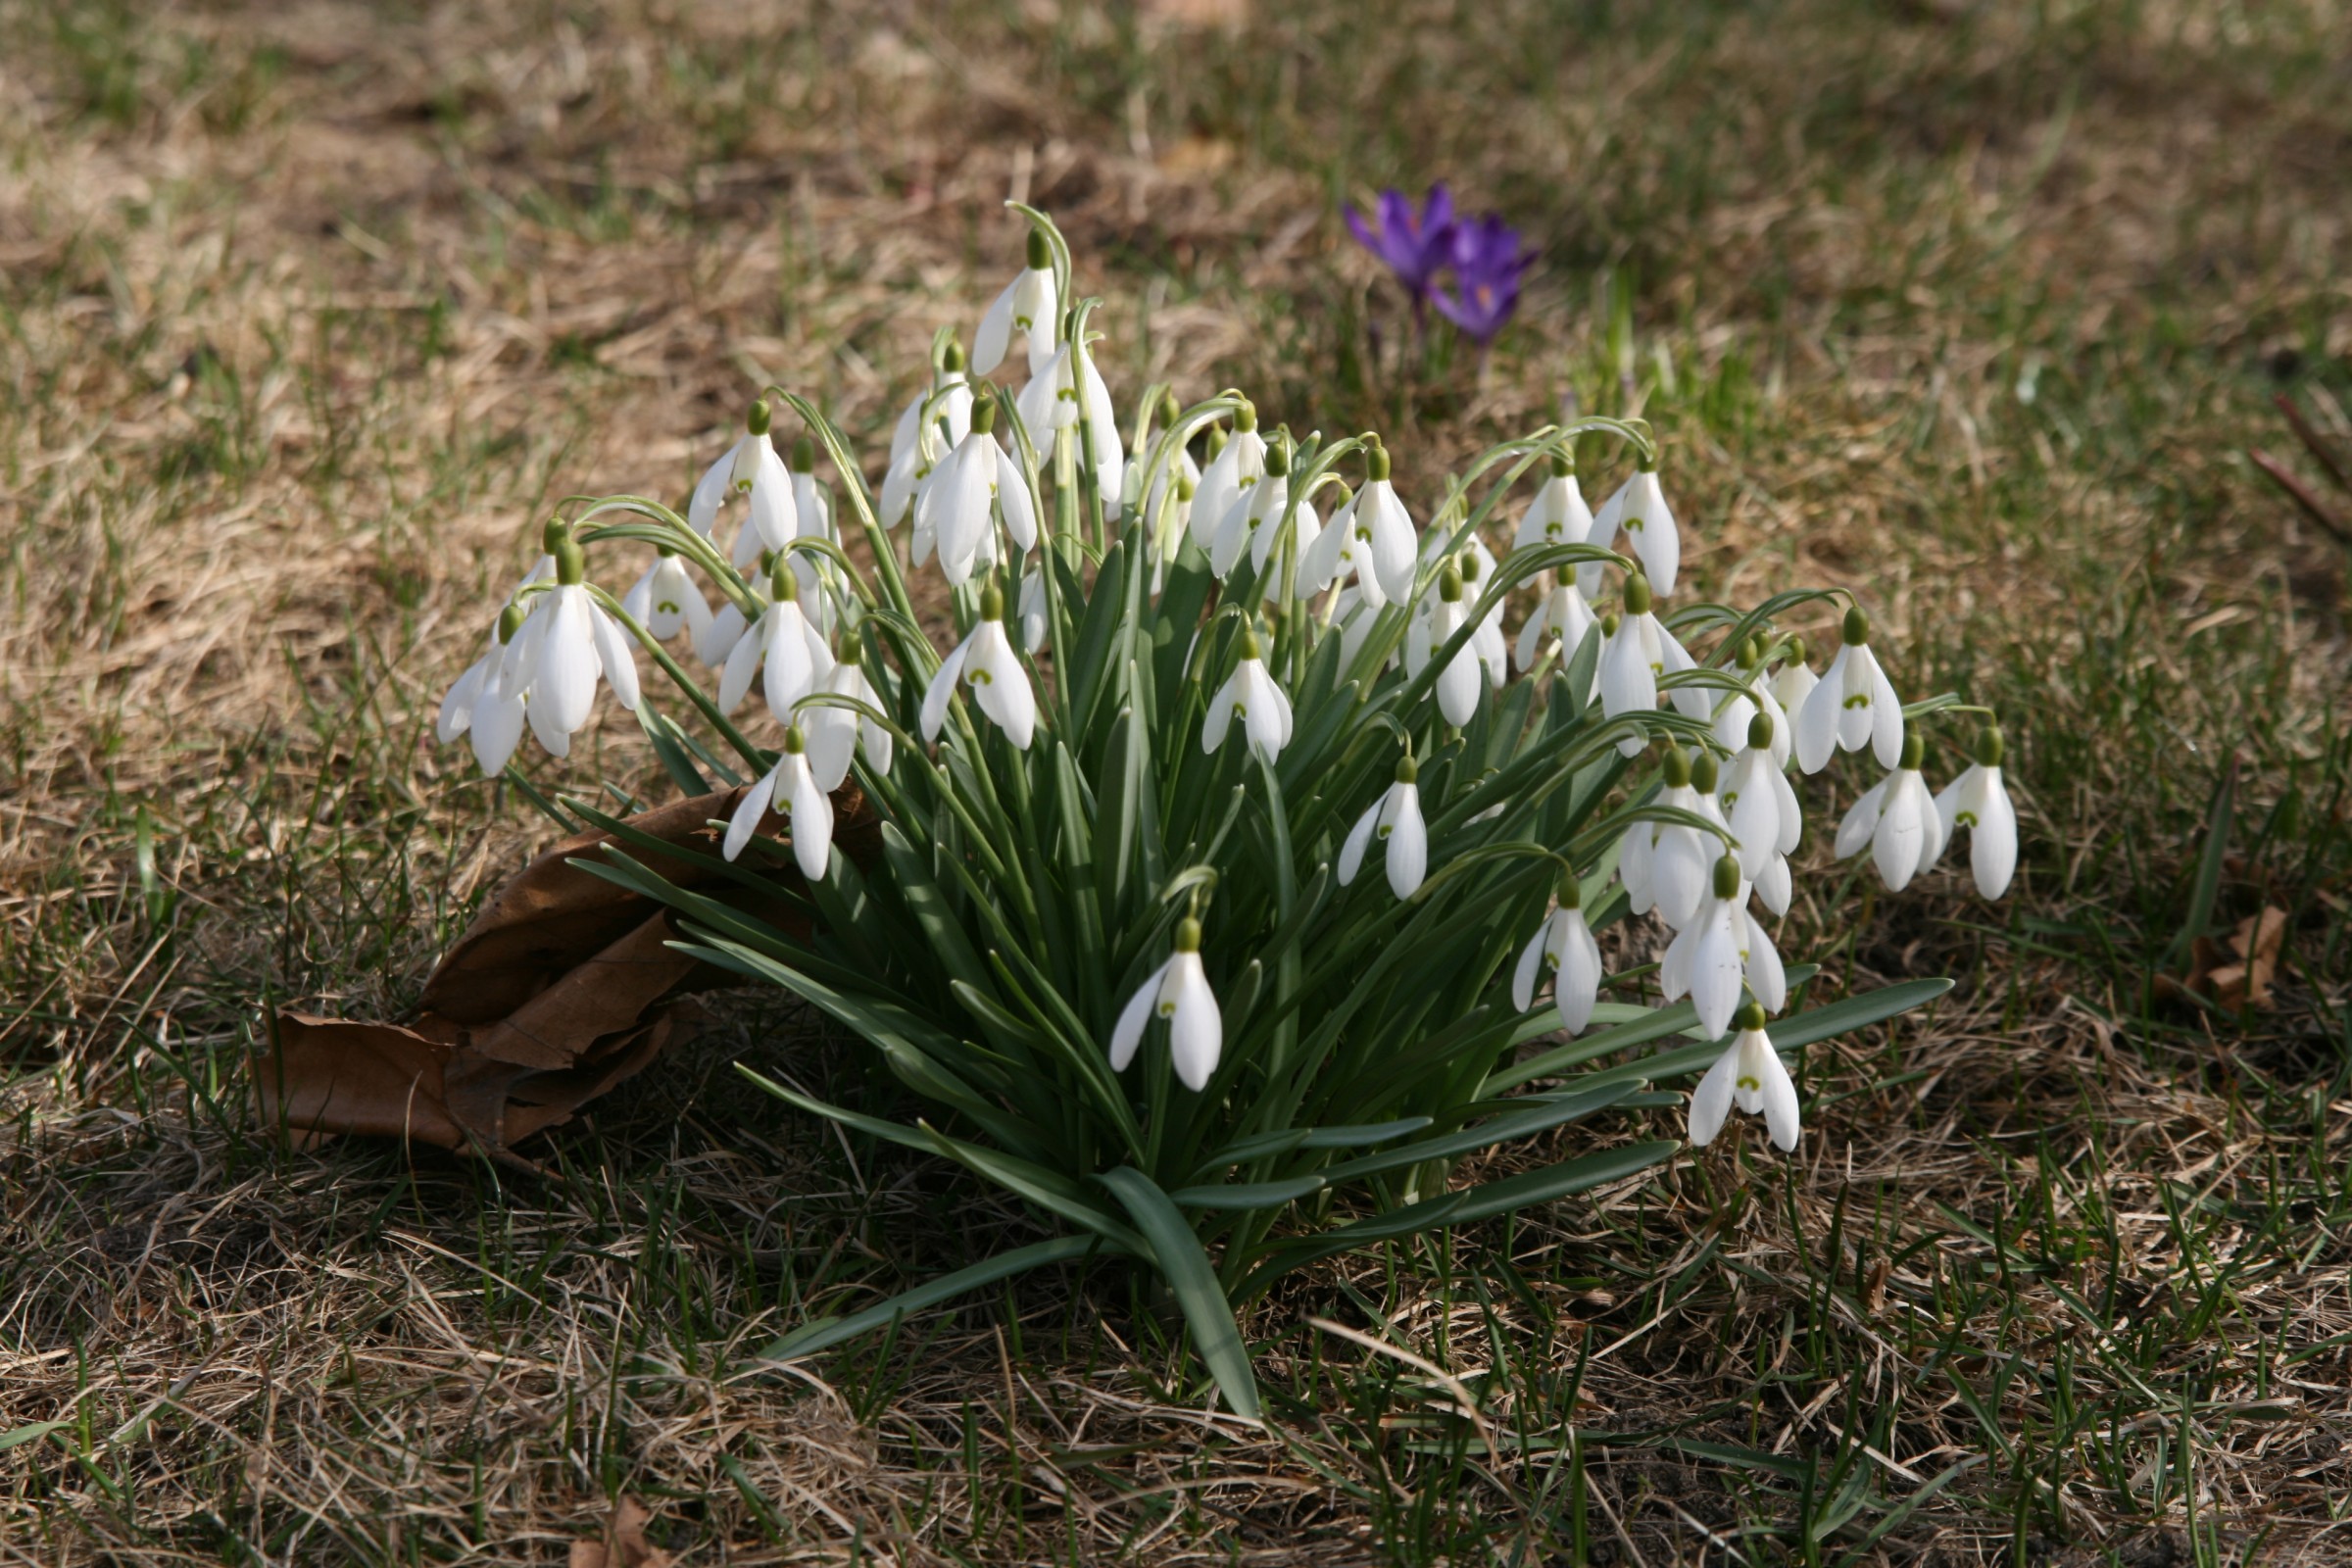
[1201,671,1240,754]
[723,765,781,861]
[1835,776,1889,860]
[1872,772,1927,891]
[539,589,600,734]
[1242,662,1288,763]
[1866,649,1905,768]
[919,637,971,743]
[969,622,1036,749]
[590,606,640,712]
[1364,483,1418,605]
[1753,1035,1801,1151]
[994,446,1039,552]
[762,608,817,724]
[1385,783,1427,898]
[688,447,735,535]
[1650,823,1708,930]
[1755,854,1792,917]
[1973,768,2017,899]
[1794,647,1849,774]
[699,601,748,668]
[1166,955,1223,1091]
[1618,819,1654,914]
[1437,646,1480,727]
[1108,959,1169,1072]
[1557,913,1602,1034]
[1728,754,1780,879]
[789,758,834,881]
[1688,1044,1740,1147]
[437,652,490,743]
[1338,799,1381,886]
[469,683,525,775]
[1627,470,1679,595]
[1690,905,1745,1039]
[1658,913,1697,1002]
[1771,765,1803,854]
[972,278,1018,375]
[749,447,797,550]
[1510,921,1548,1013]
[1743,908,1786,1012]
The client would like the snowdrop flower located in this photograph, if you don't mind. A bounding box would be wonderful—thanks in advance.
[1405,562,1483,727]
[718,557,834,722]
[1016,564,1050,654]
[1710,639,1790,765]
[1689,1002,1800,1152]
[880,352,974,529]
[1660,855,1786,1039]
[1144,442,1201,562]
[928,400,1038,587]
[1769,635,1819,722]
[972,228,1059,377]
[686,401,775,537]
[619,548,713,646]
[1353,445,1421,606]
[1795,606,1904,773]
[1835,730,1945,892]
[1201,621,1295,765]
[1013,341,1083,453]
[1077,345,1124,515]
[1720,711,1803,884]
[1211,444,1317,584]
[920,578,1037,750]
[1455,549,1508,688]
[1598,573,1697,755]
[1585,456,1679,596]
[1510,874,1603,1031]
[1658,748,1734,929]
[1190,410,1265,554]
[722,723,834,879]
[804,640,894,792]
[696,565,760,669]
[1339,753,1428,900]
[789,436,835,546]
[716,404,798,571]
[1329,584,1380,674]
[498,530,640,758]
[1108,916,1222,1091]
[1513,452,1594,555]
[1298,484,1361,599]
[1515,565,1597,673]
[438,603,529,776]
[1935,724,2017,900]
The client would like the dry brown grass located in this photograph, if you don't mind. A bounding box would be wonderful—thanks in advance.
[4,0,2351,1561]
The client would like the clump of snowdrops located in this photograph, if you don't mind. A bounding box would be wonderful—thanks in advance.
[435,211,2015,1418]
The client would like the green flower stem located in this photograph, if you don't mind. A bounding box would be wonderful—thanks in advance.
[584,585,769,772]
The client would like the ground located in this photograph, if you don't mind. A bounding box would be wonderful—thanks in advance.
[4,0,2351,1562]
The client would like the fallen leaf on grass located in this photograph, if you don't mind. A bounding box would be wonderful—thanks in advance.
[258,785,880,1163]
[568,1494,673,1568]
[2156,905,2289,1010]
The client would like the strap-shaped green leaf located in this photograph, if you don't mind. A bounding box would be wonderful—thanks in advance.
[1166,1175,1327,1210]
[1316,1081,1642,1185]
[1097,1166,1262,1421]
[758,1235,1101,1364]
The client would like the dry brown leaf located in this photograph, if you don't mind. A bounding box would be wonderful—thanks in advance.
[258,784,881,1161]
[568,1494,673,1568]
[2159,905,2289,1010]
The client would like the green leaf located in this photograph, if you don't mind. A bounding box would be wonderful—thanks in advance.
[635,699,711,795]
[2165,760,2234,975]
[1197,1116,1433,1178]
[1097,1167,1263,1421]
[926,1127,1149,1254]
[1167,1175,1327,1209]
[1316,1081,1643,1185]
[757,1235,1101,1364]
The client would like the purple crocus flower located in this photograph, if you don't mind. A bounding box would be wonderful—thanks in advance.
[1345,185,1458,301]
[1432,215,1536,343]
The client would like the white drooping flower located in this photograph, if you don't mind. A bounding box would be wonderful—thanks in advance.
[697,586,757,669]
[1515,565,1597,674]
[1353,449,1420,606]
[1190,416,1266,554]
[1710,640,1791,765]
[1585,459,1679,597]
[1616,744,1693,919]
[1201,623,1294,765]
[1513,454,1594,555]
[687,402,783,538]
[972,229,1060,377]
[1144,447,1201,571]
[1108,917,1222,1091]
[438,606,529,776]
[1835,732,1946,892]
[1077,345,1125,516]
[919,580,1037,750]
[1769,636,1820,720]
[1510,879,1603,1031]
[1013,342,1083,453]
[1660,854,1786,1039]
[804,642,894,792]
[880,358,974,529]
[1454,548,1509,689]
[926,403,1037,587]
[1795,606,1904,773]
[1719,710,1803,884]
[1689,1003,1800,1151]
[723,413,799,571]
[1404,560,1483,728]
[619,550,713,646]
[718,561,834,722]
[1598,573,1698,756]
[1016,564,1050,654]
[1211,449,1319,590]
[722,724,834,879]
[498,561,642,759]
[1934,725,2017,900]
[1338,756,1428,900]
